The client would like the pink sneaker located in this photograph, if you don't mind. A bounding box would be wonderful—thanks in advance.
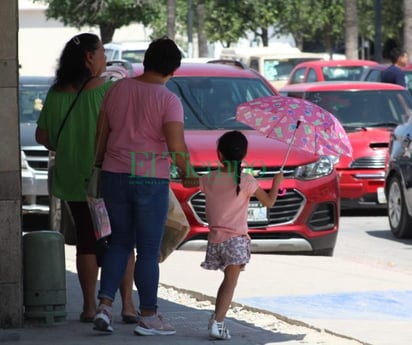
[134,314,176,336]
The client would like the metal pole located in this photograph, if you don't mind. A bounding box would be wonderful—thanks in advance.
[374,0,382,62]
[187,0,193,58]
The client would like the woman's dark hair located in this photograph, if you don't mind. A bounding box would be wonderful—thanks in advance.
[217,130,248,195]
[143,36,182,76]
[54,33,100,89]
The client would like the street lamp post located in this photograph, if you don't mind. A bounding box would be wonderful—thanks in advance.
[187,0,193,58]
[374,0,382,62]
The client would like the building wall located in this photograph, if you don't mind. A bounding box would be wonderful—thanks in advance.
[19,0,150,76]
[0,0,22,327]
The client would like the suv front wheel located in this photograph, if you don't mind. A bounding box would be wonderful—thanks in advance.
[387,175,412,238]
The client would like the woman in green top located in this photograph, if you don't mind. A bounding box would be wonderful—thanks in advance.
[35,33,136,323]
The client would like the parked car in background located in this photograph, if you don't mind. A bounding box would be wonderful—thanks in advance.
[286,59,378,85]
[385,116,412,238]
[280,81,412,210]
[220,46,324,89]
[20,76,53,214]
[360,63,412,94]
[104,41,186,63]
[104,41,151,63]
[129,61,340,256]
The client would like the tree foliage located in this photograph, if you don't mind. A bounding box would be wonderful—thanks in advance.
[34,0,409,59]
[33,0,151,43]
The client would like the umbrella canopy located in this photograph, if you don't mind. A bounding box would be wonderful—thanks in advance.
[236,95,352,168]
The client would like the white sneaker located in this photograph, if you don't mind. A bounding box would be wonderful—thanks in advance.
[93,305,113,333]
[208,312,215,330]
[209,320,231,340]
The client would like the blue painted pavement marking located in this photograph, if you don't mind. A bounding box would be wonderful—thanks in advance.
[237,290,412,320]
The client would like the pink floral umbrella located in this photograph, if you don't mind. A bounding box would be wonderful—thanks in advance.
[236,95,352,169]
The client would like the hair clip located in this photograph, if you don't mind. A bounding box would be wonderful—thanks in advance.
[72,36,80,45]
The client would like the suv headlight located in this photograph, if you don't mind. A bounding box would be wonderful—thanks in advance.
[294,155,334,180]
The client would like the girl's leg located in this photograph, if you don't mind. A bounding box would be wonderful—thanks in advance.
[214,264,242,322]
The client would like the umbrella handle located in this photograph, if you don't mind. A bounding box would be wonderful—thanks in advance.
[280,120,301,172]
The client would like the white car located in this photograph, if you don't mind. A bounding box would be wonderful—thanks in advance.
[19,76,53,214]
[104,41,187,63]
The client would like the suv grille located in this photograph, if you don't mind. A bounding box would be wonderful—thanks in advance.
[349,156,385,169]
[23,149,49,171]
[190,188,305,228]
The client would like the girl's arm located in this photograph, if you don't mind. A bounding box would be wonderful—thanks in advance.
[254,171,284,208]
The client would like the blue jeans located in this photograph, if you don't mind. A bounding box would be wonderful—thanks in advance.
[97,171,169,312]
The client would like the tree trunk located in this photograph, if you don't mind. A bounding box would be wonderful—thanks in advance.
[99,24,116,44]
[404,0,412,58]
[167,0,176,40]
[294,32,304,51]
[261,27,269,47]
[196,2,208,57]
[345,0,358,59]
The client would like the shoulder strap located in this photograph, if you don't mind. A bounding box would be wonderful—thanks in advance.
[55,77,94,148]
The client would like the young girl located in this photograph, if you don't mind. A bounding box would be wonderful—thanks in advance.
[182,130,284,340]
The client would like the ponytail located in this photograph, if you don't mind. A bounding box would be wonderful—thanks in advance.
[234,160,242,195]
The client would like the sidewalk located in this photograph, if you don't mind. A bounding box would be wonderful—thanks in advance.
[0,245,366,345]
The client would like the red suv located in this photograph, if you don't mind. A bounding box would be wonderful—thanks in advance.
[132,61,340,255]
[286,59,378,85]
[280,81,412,210]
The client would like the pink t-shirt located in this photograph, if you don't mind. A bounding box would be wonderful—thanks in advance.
[101,78,184,179]
[199,171,260,243]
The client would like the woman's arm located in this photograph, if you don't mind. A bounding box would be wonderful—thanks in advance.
[163,121,193,177]
[94,110,109,166]
[35,127,54,151]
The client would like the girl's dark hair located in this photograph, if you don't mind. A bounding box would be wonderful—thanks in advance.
[217,130,248,195]
[143,36,182,76]
[54,33,100,89]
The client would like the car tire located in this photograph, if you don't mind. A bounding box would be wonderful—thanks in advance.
[387,175,412,238]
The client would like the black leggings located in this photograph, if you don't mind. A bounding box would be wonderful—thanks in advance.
[67,201,96,255]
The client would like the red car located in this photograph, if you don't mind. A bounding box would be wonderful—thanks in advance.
[286,59,378,85]
[280,81,412,210]
[132,61,340,256]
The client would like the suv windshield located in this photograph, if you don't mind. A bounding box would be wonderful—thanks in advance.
[305,90,412,128]
[166,76,273,129]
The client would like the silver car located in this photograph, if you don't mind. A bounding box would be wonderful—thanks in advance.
[20,76,53,214]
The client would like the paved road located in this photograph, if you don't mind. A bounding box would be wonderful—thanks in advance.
[160,213,412,345]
